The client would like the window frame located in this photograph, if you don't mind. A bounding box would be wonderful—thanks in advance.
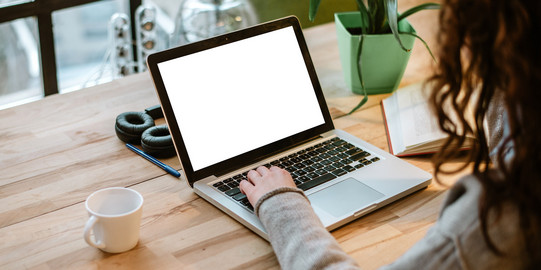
[0,0,142,96]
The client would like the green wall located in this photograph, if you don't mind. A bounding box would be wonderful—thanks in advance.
[250,0,357,28]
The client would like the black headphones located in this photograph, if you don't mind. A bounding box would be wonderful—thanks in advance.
[115,105,176,158]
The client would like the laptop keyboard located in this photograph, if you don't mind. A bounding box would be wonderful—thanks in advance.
[211,137,380,212]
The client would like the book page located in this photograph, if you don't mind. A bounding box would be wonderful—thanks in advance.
[396,83,446,148]
[382,90,406,154]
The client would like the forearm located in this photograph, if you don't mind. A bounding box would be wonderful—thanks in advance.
[257,189,359,270]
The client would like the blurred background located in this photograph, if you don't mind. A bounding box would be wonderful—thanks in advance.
[0,0,356,110]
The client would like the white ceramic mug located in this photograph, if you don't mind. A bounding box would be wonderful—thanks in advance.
[84,187,144,253]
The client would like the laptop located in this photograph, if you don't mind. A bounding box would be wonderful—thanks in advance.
[147,16,432,240]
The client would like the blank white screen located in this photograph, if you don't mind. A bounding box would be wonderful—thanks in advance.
[158,26,325,171]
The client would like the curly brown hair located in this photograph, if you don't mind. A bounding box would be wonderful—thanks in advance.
[429,0,541,267]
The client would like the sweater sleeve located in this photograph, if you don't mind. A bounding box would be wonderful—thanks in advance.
[256,186,462,270]
[257,176,525,270]
[381,176,524,270]
[257,188,360,270]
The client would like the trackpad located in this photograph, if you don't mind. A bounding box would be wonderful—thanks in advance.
[308,178,384,218]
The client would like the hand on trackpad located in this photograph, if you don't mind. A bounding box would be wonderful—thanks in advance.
[308,178,384,217]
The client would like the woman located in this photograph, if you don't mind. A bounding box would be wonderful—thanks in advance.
[239,0,541,269]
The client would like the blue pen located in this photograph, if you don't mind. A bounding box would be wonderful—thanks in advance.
[126,143,181,178]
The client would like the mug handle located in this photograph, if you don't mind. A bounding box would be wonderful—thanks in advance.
[84,215,106,249]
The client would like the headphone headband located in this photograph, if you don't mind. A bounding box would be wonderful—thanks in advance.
[144,104,163,119]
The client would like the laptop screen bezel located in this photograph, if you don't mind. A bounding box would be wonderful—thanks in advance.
[147,16,334,187]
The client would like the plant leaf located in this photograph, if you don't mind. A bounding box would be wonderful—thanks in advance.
[356,0,369,34]
[374,0,387,33]
[385,0,410,51]
[349,34,368,114]
[397,3,440,21]
[401,31,437,62]
[379,3,440,36]
[309,0,322,22]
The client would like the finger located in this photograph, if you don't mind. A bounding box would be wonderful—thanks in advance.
[256,166,270,175]
[247,170,261,183]
[269,166,289,176]
[269,165,284,172]
[239,179,253,195]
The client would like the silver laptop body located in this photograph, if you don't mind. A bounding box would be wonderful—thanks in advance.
[147,16,432,240]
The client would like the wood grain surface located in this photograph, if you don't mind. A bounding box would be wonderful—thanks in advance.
[0,3,469,269]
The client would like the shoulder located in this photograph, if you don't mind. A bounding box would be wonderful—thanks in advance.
[385,174,525,269]
[436,175,482,236]
[434,174,525,268]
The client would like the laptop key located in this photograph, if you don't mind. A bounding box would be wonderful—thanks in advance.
[312,163,324,169]
[332,168,347,176]
[321,159,332,165]
[233,193,247,201]
[323,145,335,150]
[328,156,340,162]
[213,182,224,187]
[301,159,314,166]
[332,140,346,146]
[282,160,294,166]
[240,198,254,211]
[351,151,370,160]
[218,185,230,192]
[298,173,337,191]
[323,165,336,171]
[345,147,363,155]
[344,143,355,149]
[327,150,339,155]
[290,157,302,163]
[320,153,331,159]
[225,188,241,196]
[293,163,306,170]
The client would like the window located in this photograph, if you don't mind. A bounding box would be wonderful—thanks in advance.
[0,0,33,8]
[53,1,128,93]
[1,0,333,110]
[0,0,141,109]
[0,17,41,109]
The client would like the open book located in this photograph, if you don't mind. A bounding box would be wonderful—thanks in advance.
[381,82,474,157]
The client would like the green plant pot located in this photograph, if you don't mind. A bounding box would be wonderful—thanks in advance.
[335,12,416,95]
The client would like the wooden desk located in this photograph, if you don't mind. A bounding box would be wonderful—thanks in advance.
[1,14,464,270]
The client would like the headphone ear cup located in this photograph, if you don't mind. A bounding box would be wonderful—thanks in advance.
[115,112,155,144]
[141,125,175,158]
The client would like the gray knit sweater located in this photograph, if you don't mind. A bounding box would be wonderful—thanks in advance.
[257,175,525,269]
[256,97,527,269]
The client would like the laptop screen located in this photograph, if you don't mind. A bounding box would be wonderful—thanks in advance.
[148,17,334,185]
[157,26,325,171]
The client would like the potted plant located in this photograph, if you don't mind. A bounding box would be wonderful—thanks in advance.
[309,0,439,113]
